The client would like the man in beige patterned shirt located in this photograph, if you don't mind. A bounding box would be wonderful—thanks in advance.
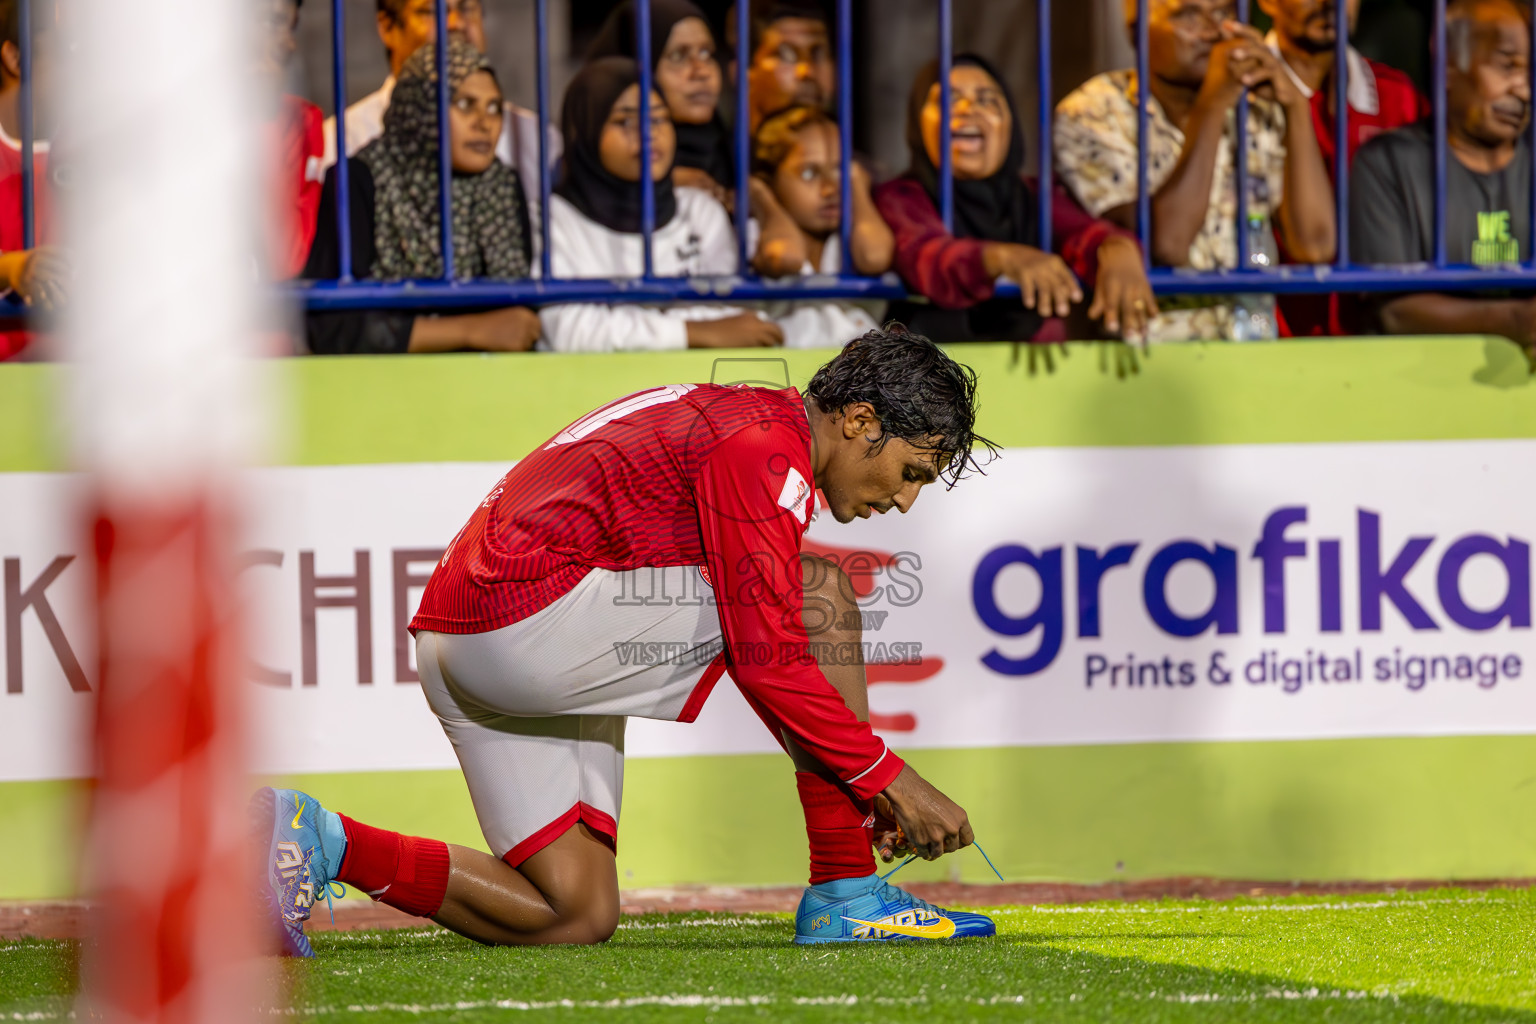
[1054,0,1337,341]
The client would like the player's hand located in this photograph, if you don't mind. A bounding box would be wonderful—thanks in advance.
[674,165,734,211]
[685,312,785,348]
[1510,296,1536,365]
[989,243,1082,318]
[880,764,974,861]
[871,793,914,863]
[1088,235,1158,345]
[16,246,69,311]
[467,306,542,352]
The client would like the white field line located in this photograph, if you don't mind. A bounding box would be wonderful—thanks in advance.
[265,995,928,1015]
[1153,988,1395,1004]
[312,917,781,943]
[314,897,1501,940]
[1017,897,1499,915]
[318,929,453,943]
[0,989,1409,1021]
[265,990,1401,1014]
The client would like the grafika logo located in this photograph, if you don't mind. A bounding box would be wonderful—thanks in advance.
[972,506,1529,676]
[1472,210,1520,265]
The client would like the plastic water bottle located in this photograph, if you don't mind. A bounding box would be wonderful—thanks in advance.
[1231,182,1278,342]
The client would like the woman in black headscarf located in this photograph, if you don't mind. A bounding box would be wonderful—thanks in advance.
[873,54,1156,344]
[541,57,781,351]
[303,40,539,354]
[586,0,734,202]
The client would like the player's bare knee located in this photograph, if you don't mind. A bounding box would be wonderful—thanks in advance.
[559,896,619,945]
[585,902,620,944]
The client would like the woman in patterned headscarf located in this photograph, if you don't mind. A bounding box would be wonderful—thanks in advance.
[304,40,539,354]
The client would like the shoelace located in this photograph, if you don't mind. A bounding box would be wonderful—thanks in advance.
[887,825,1006,883]
[301,844,348,925]
[973,841,1005,882]
[873,855,942,916]
[873,839,1007,912]
[880,853,918,881]
[319,879,346,925]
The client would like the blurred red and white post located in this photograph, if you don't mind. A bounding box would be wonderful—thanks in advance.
[64,0,270,1020]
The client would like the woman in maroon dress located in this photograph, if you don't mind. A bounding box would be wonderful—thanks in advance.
[874,54,1157,344]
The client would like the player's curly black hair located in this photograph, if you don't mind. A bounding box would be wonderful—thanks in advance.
[804,323,998,487]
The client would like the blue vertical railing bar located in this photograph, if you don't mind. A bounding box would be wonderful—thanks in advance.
[1233,0,1250,272]
[18,0,31,251]
[1135,0,1150,269]
[1333,0,1348,269]
[330,0,353,281]
[938,0,954,233]
[535,0,552,280]
[1529,3,1536,265]
[1432,0,1446,266]
[837,0,854,273]
[636,0,656,278]
[434,0,455,281]
[734,0,750,273]
[1036,0,1052,254]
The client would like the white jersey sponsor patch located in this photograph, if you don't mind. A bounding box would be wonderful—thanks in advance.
[776,466,812,524]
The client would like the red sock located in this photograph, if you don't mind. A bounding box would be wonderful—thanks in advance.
[796,772,876,884]
[336,814,451,918]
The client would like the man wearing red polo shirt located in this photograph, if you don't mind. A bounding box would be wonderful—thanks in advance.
[1260,0,1430,335]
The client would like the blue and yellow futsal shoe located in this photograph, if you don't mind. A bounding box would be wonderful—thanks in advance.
[792,867,996,944]
[250,786,347,958]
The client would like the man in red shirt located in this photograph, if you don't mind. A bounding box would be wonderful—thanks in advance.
[0,0,64,360]
[1260,0,1430,334]
[255,329,1000,953]
[256,0,324,279]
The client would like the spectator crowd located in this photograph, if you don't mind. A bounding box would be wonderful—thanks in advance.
[2,0,1534,357]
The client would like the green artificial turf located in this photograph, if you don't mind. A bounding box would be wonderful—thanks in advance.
[4,888,1535,1021]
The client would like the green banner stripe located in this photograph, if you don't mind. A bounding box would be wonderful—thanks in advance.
[3,338,1534,472]
[5,734,1534,899]
[0,365,56,473]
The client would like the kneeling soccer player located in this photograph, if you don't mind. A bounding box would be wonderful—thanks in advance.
[255,325,998,953]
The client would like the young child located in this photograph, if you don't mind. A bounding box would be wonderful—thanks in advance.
[750,105,893,348]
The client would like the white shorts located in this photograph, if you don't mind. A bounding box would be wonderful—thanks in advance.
[415,565,725,865]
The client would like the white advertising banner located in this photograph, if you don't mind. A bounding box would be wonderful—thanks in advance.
[3,438,1534,782]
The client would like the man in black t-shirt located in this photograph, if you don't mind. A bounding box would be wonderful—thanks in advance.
[1349,0,1536,351]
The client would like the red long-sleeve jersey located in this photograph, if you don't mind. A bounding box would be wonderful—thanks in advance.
[411,383,904,799]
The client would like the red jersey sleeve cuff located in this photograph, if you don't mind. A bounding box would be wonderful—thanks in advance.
[843,745,905,800]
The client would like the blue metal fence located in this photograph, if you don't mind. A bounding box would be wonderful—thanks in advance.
[13,0,1533,312]
[289,0,1536,311]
